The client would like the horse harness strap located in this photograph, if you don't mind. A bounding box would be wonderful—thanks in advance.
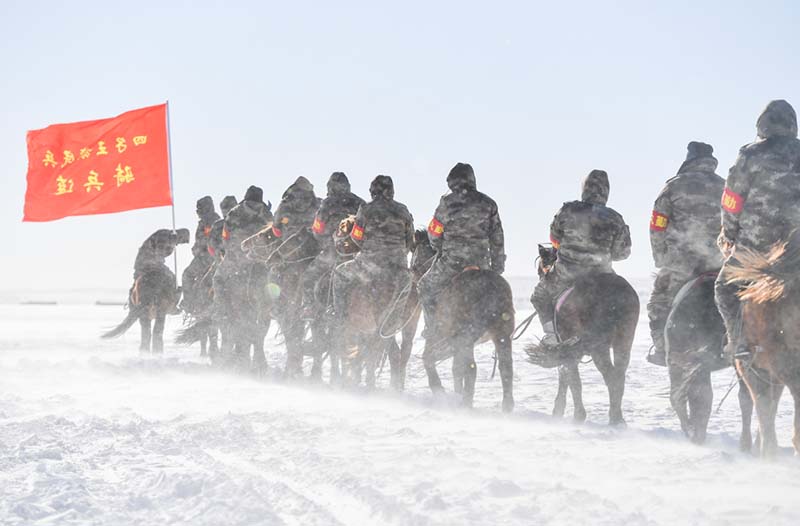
[552,286,575,343]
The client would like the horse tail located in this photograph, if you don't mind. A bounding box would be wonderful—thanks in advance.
[101,305,144,339]
[175,318,212,345]
[724,234,800,303]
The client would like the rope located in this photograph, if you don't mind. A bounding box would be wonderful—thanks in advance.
[378,279,417,339]
[512,312,537,341]
[715,370,740,414]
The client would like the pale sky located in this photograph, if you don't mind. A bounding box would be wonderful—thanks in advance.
[1,0,797,291]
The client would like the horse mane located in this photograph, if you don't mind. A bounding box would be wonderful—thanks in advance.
[337,215,356,237]
[724,233,800,303]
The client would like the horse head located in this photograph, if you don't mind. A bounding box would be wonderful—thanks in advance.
[334,215,361,257]
[537,244,558,278]
[411,228,436,279]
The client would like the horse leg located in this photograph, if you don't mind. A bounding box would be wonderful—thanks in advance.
[743,364,782,458]
[493,335,514,413]
[787,382,800,456]
[687,368,712,444]
[283,326,304,380]
[252,329,268,377]
[208,326,219,361]
[462,345,477,410]
[422,341,444,394]
[738,376,754,453]
[309,323,325,382]
[452,351,465,396]
[567,360,586,423]
[200,331,208,357]
[363,337,380,390]
[593,347,624,426]
[386,337,402,391]
[152,314,165,353]
[669,365,692,438]
[553,365,568,418]
[139,316,152,352]
[397,310,419,392]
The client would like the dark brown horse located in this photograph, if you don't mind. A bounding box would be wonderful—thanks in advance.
[724,234,800,457]
[242,224,321,378]
[325,218,422,390]
[180,262,219,358]
[527,245,639,425]
[418,244,515,412]
[662,271,754,445]
[102,270,179,353]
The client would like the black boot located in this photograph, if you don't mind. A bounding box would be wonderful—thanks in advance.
[646,334,667,367]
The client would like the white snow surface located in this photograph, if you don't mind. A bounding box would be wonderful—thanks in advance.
[1,297,799,525]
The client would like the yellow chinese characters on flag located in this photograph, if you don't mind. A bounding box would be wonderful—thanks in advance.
[23,104,172,222]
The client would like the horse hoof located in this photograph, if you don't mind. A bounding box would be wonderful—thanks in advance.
[502,397,515,413]
[609,418,627,428]
[573,409,587,423]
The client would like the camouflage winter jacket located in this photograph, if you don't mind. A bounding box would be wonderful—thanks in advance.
[650,157,725,272]
[273,176,321,240]
[351,197,415,265]
[312,174,365,252]
[427,164,505,273]
[133,229,188,278]
[550,170,631,269]
[191,212,220,258]
[207,218,226,260]
[721,100,800,253]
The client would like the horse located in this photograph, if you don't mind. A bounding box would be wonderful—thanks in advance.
[417,244,516,412]
[322,218,422,390]
[102,269,179,353]
[179,262,219,358]
[178,236,271,372]
[662,271,753,445]
[241,224,321,378]
[723,234,800,457]
[526,244,639,425]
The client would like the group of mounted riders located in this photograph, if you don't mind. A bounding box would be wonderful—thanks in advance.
[112,100,800,454]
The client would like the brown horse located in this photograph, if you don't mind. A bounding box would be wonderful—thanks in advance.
[102,270,179,353]
[326,218,421,390]
[241,223,321,378]
[417,242,515,412]
[724,234,800,457]
[662,271,754,445]
[179,262,219,358]
[527,245,639,425]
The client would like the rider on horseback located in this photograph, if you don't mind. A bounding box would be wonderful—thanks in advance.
[715,100,800,359]
[207,195,238,262]
[300,172,365,320]
[181,196,220,312]
[646,142,724,366]
[133,227,190,313]
[213,186,272,316]
[331,175,415,324]
[531,169,631,347]
[418,162,506,339]
[271,176,321,240]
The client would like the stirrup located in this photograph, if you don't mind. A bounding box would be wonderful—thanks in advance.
[645,346,667,367]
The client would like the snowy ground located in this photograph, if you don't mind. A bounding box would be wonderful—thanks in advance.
[1,294,799,525]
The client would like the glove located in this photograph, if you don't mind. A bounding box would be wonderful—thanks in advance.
[717,232,734,259]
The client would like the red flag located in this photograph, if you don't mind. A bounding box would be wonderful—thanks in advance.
[23,103,172,222]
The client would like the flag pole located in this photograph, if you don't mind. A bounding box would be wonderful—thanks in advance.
[165,100,178,287]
